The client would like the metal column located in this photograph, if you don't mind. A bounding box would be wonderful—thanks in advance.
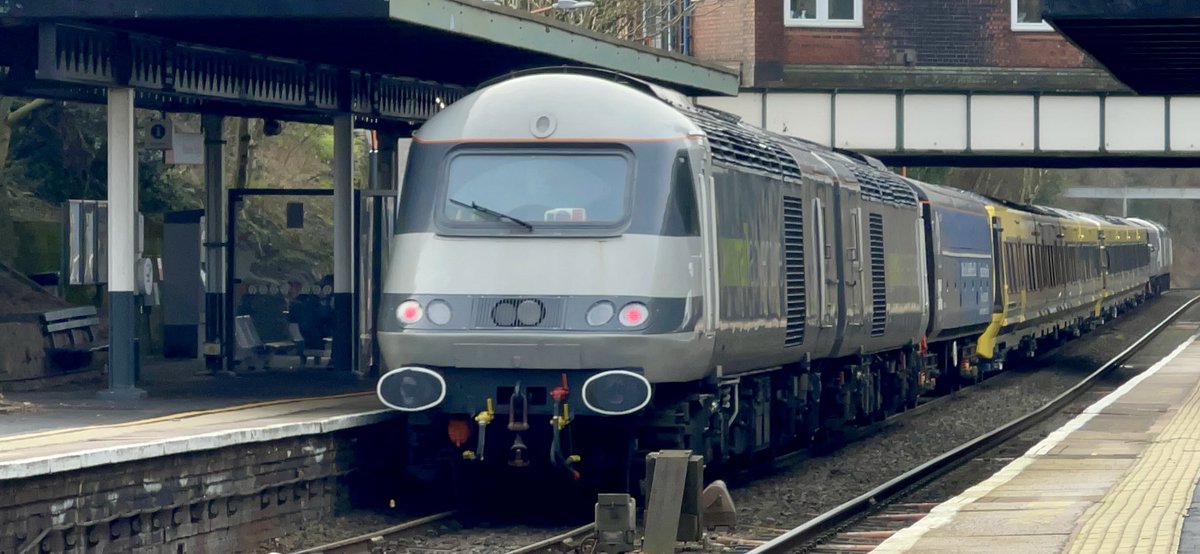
[201,115,228,373]
[99,88,146,400]
[360,131,400,377]
[333,114,355,372]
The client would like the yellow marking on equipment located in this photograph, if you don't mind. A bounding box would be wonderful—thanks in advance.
[1066,346,1200,554]
[976,313,1005,359]
[0,391,373,444]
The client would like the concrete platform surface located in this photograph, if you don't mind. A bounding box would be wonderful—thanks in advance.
[0,356,396,481]
[0,392,395,480]
[0,356,375,437]
[874,320,1200,554]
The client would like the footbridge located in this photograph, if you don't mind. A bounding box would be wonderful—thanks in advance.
[696,91,1200,168]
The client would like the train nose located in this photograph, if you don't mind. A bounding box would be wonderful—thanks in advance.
[377,367,447,411]
[581,370,652,416]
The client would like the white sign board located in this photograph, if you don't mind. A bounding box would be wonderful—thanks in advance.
[166,131,204,165]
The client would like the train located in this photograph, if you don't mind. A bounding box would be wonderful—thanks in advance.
[374,68,1172,490]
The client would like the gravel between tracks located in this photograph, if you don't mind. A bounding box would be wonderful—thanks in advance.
[259,509,577,554]
[731,291,1194,536]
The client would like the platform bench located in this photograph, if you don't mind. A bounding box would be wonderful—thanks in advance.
[234,315,304,370]
[41,306,107,371]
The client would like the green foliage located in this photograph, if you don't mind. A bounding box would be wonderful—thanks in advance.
[315,129,335,164]
[12,221,59,273]
[236,195,335,283]
[1032,170,1064,205]
[6,102,197,214]
[0,190,14,265]
[901,167,949,184]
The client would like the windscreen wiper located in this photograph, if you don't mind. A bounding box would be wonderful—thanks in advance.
[449,198,534,232]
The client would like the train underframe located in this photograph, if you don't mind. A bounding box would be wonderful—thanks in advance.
[403,285,1161,501]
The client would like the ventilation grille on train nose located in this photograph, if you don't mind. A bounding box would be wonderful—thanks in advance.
[473,297,563,329]
[868,213,887,337]
[783,196,806,347]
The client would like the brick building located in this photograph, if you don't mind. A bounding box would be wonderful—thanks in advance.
[682,0,1193,160]
[692,0,1124,92]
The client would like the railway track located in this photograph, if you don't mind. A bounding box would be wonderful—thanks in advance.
[283,294,1197,554]
[288,511,457,554]
[740,293,1200,554]
[288,511,595,554]
[505,523,597,554]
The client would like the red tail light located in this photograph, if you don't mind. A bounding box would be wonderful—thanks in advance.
[618,302,648,327]
[397,300,423,324]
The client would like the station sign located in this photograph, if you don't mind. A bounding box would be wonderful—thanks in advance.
[142,119,174,150]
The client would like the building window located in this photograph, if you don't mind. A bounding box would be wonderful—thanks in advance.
[1012,0,1052,32]
[785,0,862,28]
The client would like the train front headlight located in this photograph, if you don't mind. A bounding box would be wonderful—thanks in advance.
[581,370,652,416]
[396,300,424,325]
[586,301,615,326]
[426,300,452,325]
[377,367,446,412]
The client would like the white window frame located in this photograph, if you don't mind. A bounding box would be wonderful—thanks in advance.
[784,0,863,29]
[1011,0,1053,32]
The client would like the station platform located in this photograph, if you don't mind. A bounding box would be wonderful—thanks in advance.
[874,318,1200,553]
[0,357,402,553]
[0,356,378,436]
[0,355,394,478]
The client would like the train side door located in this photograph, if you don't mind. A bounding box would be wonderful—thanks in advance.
[1099,230,1108,293]
[838,192,866,330]
[812,185,838,331]
[691,144,720,339]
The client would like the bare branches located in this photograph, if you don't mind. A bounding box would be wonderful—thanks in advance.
[6,99,52,126]
[506,0,704,50]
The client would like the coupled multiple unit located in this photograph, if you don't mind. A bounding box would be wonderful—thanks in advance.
[375,69,1171,486]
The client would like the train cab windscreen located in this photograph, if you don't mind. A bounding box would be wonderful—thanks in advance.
[441,151,631,230]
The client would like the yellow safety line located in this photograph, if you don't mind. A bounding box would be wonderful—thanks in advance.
[0,391,374,444]
[1066,349,1200,554]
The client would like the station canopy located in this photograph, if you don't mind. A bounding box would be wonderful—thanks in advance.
[1045,0,1200,95]
[0,0,739,127]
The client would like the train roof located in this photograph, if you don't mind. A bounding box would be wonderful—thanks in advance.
[1128,217,1168,233]
[414,69,702,143]
[438,69,1161,231]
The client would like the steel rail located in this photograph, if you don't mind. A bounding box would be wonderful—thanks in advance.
[506,523,597,554]
[289,510,457,554]
[747,293,1200,554]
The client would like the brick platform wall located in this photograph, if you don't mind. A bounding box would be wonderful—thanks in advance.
[0,422,404,553]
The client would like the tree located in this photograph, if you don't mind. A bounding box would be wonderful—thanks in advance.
[503,0,700,50]
[0,97,53,264]
[0,98,53,170]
